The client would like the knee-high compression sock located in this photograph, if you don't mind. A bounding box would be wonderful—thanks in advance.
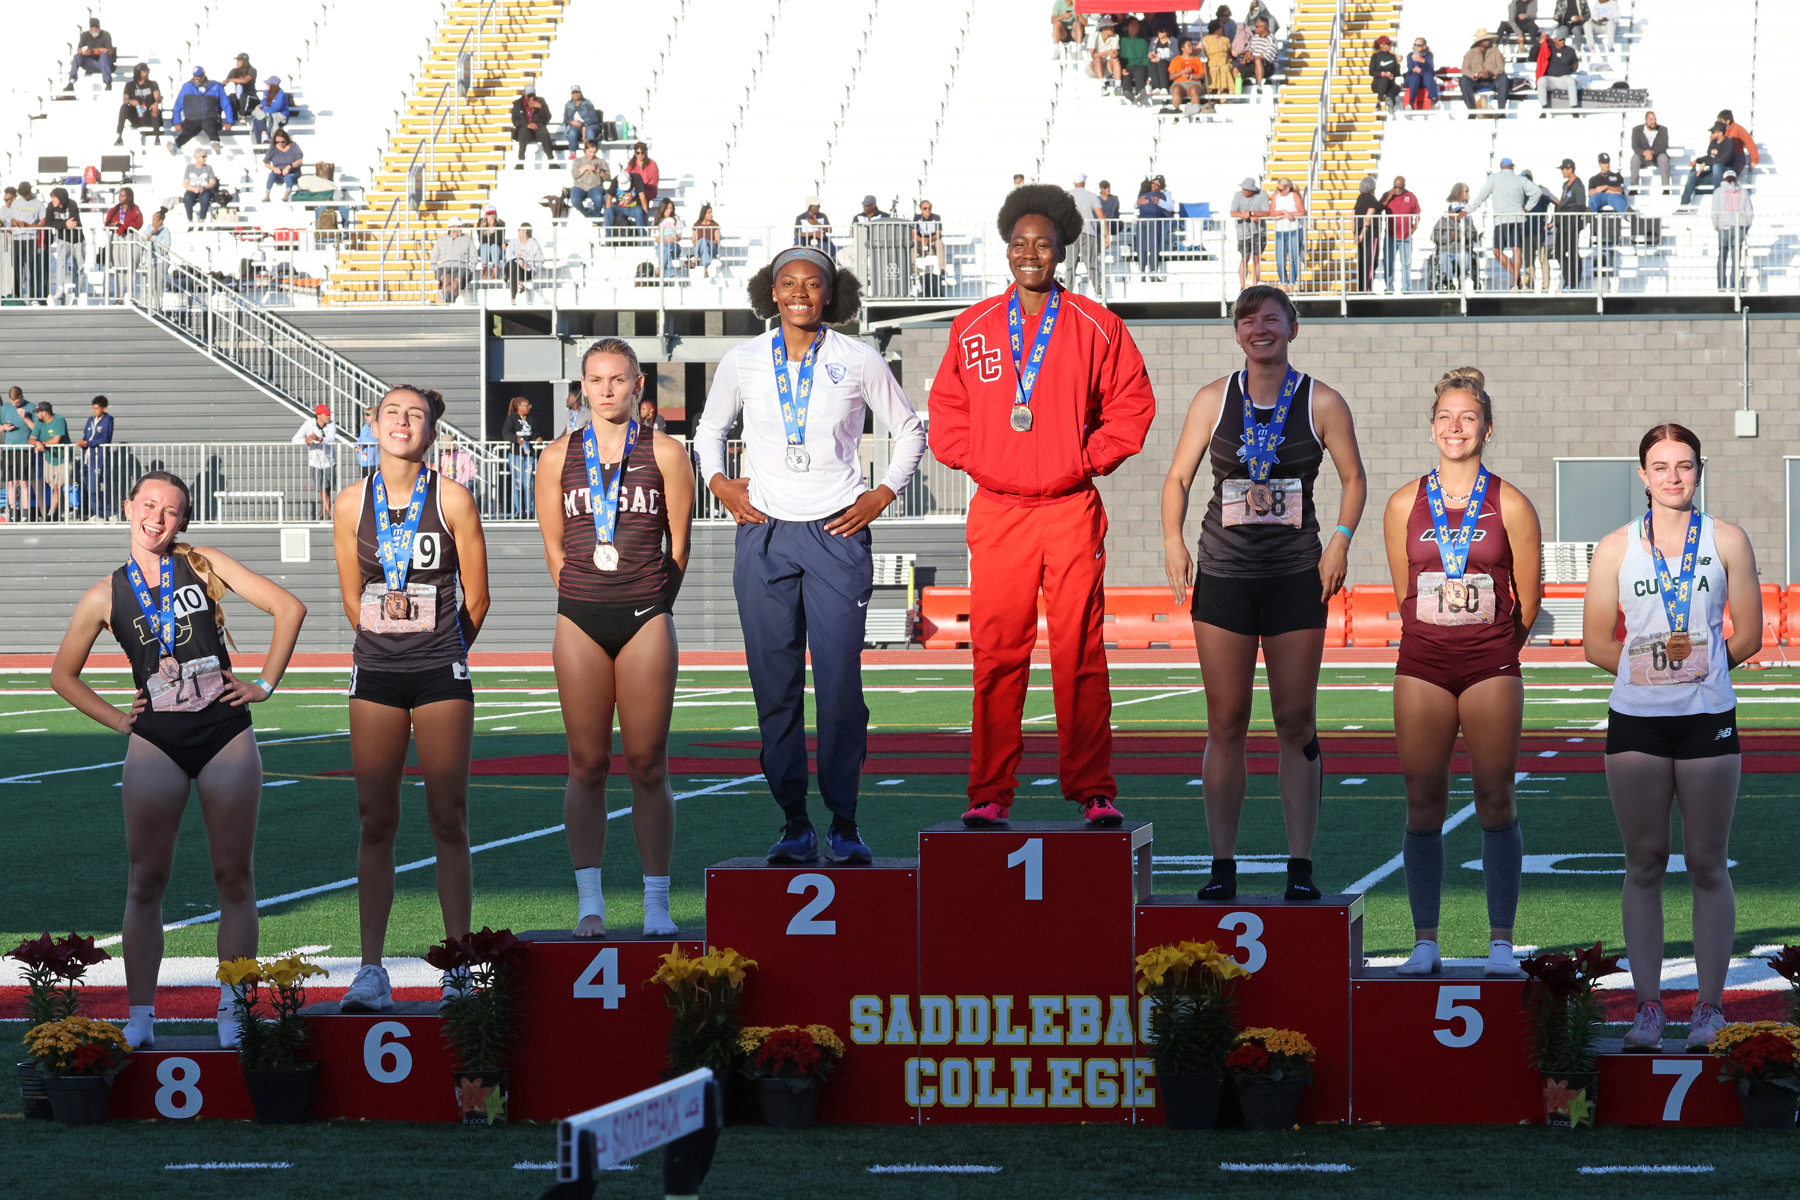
[1198,858,1236,901]
[1482,820,1524,931]
[1404,828,1445,931]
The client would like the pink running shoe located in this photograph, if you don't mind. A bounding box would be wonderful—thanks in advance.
[1622,1000,1667,1052]
[961,801,1011,828]
[1079,796,1125,827]
[1685,1000,1727,1052]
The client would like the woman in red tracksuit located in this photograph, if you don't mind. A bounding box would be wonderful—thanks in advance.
[928,185,1157,828]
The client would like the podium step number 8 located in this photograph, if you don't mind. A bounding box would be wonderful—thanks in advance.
[156,1057,203,1118]
[1008,838,1043,901]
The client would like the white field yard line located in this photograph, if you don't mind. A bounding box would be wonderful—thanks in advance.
[164,1163,294,1171]
[1220,1163,1353,1173]
[1578,1166,1713,1175]
[867,1165,1002,1175]
[0,730,351,785]
[83,775,762,948]
[1343,772,1533,895]
[1024,687,1204,725]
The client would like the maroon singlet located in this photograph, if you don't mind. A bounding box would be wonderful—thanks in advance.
[558,427,671,605]
[1395,473,1521,694]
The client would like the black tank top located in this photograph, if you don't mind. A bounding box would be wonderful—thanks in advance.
[108,553,237,735]
[558,425,671,605]
[352,468,467,670]
[1196,369,1324,578]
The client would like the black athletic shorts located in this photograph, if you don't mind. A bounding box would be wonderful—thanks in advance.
[1494,222,1523,250]
[1190,564,1328,638]
[132,704,254,780]
[1605,707,1739,760]
[559,596,670,658]
[348,661,474,710]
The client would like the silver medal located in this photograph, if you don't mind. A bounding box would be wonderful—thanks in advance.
[1010,404,1033,433]
[593,543,620,572]
[785,444,811,472]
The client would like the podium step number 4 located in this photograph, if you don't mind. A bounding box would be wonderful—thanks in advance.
[541,1067,722,1200]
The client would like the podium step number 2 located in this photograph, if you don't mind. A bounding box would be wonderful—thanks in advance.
[541,1068,722,1200]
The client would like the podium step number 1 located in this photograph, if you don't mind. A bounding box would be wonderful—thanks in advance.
[540,1067,722,1199]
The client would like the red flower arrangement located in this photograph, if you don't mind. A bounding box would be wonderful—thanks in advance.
[7,933,111,1027]
[1712,1023,1800,1094]
[1766,947,1800,1026]
[1225,1043,1271,1075]
[755,1028,826,1079]
[426,927,529,1081]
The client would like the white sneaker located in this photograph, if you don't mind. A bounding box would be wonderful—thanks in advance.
[1485,940,1521,976]
[340,963,393,1012]
[1396,940,1442,975]
[216,1002,242,1049]
[440,968,470,1003]
[1622,1000,1667,1052]
[1686,1000,1727,1052]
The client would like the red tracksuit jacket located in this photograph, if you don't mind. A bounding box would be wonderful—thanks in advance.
[928,285,1157,505]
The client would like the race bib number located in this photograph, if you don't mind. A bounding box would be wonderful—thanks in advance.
[1627,631,1711,687]
[147,655,225,713]
[1416,572,1498,626]
[359,582,437,635]
[1221,476,1302,527]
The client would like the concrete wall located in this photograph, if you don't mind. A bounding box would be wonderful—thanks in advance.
[895,313,1797,588]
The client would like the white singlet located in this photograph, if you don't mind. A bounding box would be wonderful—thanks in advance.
[1607,511,1736,718]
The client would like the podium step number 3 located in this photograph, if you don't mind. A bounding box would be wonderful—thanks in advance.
[541,1068,722,1200]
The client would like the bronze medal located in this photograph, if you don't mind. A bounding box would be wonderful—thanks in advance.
[1010,404,1033,432]
[157,655,180,681]
[1665,631,1692,661]
[594,543,620,572]
[1443,578,1468,611]
[1247,481,1274,515]
[381,590,412,621]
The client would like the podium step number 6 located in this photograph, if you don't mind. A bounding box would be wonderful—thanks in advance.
[787,874,838,935]
[575,947,630,1005]
[1007,838,1043,901]
[1433,986,1485,1048]
[1654,1058,1705,1121]
[364,1021,414,1082]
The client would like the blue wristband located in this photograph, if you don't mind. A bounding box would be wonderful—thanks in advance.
[1334,524,1355,543]
[254,676,276,697]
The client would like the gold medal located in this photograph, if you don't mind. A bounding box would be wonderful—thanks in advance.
[381,590,412,621]
[594,544,620,572]
[1247,481,1274,515]
[1443,578,1468,610]
[1665,631,1692,661]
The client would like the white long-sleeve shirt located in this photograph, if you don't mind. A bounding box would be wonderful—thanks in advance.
[696,327,926,522]
[291,416,340,469]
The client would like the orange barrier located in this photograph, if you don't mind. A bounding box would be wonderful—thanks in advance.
[1325,590,1349,648]
[917,587,975,650]
[1721,584,1785,651]
[1788,587,1800,648]
[1347,585,1403,647]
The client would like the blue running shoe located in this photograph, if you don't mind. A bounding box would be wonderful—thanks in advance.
[824,823,873,864]
[767,821,819,864]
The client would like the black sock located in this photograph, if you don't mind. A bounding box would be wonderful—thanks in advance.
[1285,857,1321,901]
[1198,857,1237,900]
[781,809,812,835]
[829,816,858,838]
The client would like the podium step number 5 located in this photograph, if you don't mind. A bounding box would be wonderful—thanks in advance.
[1433,986,1485,1048]
[1007,838,1043,901]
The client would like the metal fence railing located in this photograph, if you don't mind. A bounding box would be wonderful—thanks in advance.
[0,437,972,527]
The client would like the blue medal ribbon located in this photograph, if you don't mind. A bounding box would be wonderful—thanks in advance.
[1007,284,1062,413]
[1236,367,1301,483]
[1645,508,1703,634]
[771,328,826,450]
[125,555,175,658]
[373,467,433,593]
[1423,465,1491,579]
[582,419,640,548]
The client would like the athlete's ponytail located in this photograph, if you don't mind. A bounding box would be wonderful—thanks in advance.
[172,543,237,652]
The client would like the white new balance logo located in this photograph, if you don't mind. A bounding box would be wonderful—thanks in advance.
[1716,727,1734,740]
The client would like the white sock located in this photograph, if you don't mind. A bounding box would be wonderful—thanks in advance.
[1486,939,1519,975]
[575,867,604,924]
[124,1004,156,1049]
[1397,939,1441,975]
[643,875,676,935]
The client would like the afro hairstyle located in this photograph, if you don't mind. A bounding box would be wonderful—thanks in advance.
[747,259,863,325]
[995,184,1085,259]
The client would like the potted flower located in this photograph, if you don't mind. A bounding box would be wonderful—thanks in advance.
[1519,942,1621,1129]
[650,944,758,1122]
[1134,940,1250,1129]
[426,927,527,1126]
[218,954,328,1122]
[1712,1021,1800,1129]
[739,1024,844,1129]
[1766,947,1800,1026]
[22,1015,130,1124]
[1227,1027,1317,1130]
[7,933,109,1121]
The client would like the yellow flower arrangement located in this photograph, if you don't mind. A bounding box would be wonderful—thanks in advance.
[1712,1021,1800,1057]
[1134,940,1248,1074]
[1227,1027,1318,1083]
[22,1015,130,1077]
[215,957,261,987]
[1238,1027,1318,1061]
[649,945,758,1074]
[1133,940,1252,995]
[219,953,329,1072]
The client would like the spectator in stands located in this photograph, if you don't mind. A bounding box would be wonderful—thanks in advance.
[1713,169,1752,291]
[1352,176,1382,292]
[147,208,169,249]
[1012,173,1026,189]
[6,183,47,302]
[1231,176,1269,287]
[433,217,477,303]
[570,143,610,218]
[499,396,541,518]
[436,430,479,508]
[104,187,142,237]
[291,402,339,520]
[356,406,378,476]
[1551,0,1590,48]
[627,143,661,202]
[1369,37,1401,113]
[1245,18,1278,90]
[102,188,143,302]
[1587,153,1625,213]
[564,86,599,157]
[1631,111,1670,192]
[30,401,70,520]
[1380,175,1420,292]
[1538,28,1579,110]
[66,19,114,92]
[181,150,220,223]
[1149,28,1177,94]
[475,206,506,278]
[253,76,293,145]
[1097,180,1121,240]
[169,67,234,154]
[1431,185,1475,289]
[1500,1,1539,59]
[262,131,304,203]
[852,195,890,226]
[1167,40,1206,112]
[607,171,648,232]
[116,65,163,147]
[1136,175,1173,277]
[1091,18,1121,91]
[1461,29,1510,112]
[1051,0,1085,47]
[1270,176,1306,286]
[1519,168,1555,288]
[1471,157,1530,288]
[912,200,942,296]
[562,382,587,435]
[1403,37,1438,109]
[1590,0,1620,54]
[225,55,259,122]
[1066,173,1104,292]
[1718,110,1759,174]
[511,84,553,166]
[1117,19,1151,103]
[793,197,832,254]
[638,397,668,434]
[1679,122,1743,209]
[652,198,682,276]
[690,203,721,275]
[45,188,84,301]
[1244,0,1279,37]
[1553,157,1587,289]
[1202,20,1234,100]
[506,221,544,300]
[2,390,36,520]
[1215,5,1238,43]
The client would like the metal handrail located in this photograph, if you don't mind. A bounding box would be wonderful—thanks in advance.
[1305,0,1346,207]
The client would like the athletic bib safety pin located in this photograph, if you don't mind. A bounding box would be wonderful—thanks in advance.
[373,466,433,619]
[772,327,825,471]
[583,418,640,572]
[1425,464,1491,612]
[1646,507,1703,662]
[125,554,178,678]
[1007,284,1061,434]
[1236,367,1301,506]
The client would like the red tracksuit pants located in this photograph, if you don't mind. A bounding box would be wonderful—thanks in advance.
[966,486,1116,807]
